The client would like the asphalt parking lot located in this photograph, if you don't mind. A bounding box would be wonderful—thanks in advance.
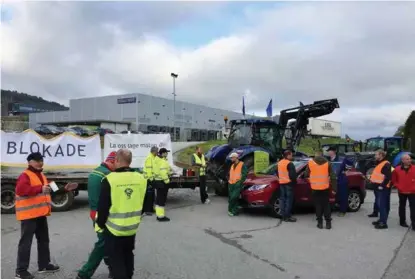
[2,190,414,279]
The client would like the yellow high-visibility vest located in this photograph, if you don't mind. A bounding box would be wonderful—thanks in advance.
[154,157,171,184]
[193,153,206,176]
[143,154,156,181]
[95,171,147,236]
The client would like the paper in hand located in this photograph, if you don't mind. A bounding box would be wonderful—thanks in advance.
[49,181,59,192]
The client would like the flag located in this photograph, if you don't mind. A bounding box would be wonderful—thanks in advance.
[266,99,272,117]
[242,96,246,117]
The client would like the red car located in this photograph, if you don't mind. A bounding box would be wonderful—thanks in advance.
[240,159,367,217]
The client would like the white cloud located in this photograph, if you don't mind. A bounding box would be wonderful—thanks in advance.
[1,1,414,140]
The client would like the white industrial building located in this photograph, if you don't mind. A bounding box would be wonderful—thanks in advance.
[29,93,247,141]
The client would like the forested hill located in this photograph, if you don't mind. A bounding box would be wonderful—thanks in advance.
[1,89,69,111]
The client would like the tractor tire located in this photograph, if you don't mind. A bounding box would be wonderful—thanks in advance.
[214,182,229,196]
[51,190,74,212]
[347,189,362,212]
[1,184,16,214]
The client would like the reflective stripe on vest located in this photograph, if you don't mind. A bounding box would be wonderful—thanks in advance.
[99,171,147,236]
[229,162,244,184]
[277,159,291,184]
[193,153,206,176]
[154,157,170,184]
[15,170,51,221]
[308,161,330,190]
[370,160,391,187]
[143,154,156,180]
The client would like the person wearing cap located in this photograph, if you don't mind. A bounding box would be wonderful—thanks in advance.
[276,150,297,222]
[142,146,158,215]
[191,146,210,204]
[76,151,116,279]
[153,148,172,222]
[327,146,340,162]
[228,152,248,216]
[15,152,77,279]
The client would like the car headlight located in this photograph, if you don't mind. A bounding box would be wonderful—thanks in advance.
[247,184,269,191]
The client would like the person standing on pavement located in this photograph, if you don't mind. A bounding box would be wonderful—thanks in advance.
[15,152,77,279]
[142,146,158,216]
[191,146,210,204]
[228,153,248,216]
[95,149,147,279]
[304,151,337,229]
[392,154,415,230]
[276,150,297,222]
[77,151,116,279]
[369,149,392,229]
[327,146,350,217]
[153,148,172,222]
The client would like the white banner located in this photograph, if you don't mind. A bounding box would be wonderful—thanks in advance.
[104,134,173,168]
[1,130,101,169]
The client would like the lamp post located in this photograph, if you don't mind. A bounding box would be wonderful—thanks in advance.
[171,72,178,141]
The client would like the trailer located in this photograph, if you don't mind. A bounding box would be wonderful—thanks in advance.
[1,170,211,214]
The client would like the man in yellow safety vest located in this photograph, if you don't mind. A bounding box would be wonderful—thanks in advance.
[192,146,210,204]
[142,146,158,215]
[95,149,147,279]
[153,148,172,222]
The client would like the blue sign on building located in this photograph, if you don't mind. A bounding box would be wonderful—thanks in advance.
[117,97,137,104]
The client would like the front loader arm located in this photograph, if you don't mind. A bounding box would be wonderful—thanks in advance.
[279,98,340,152]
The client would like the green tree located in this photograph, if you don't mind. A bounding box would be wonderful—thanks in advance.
[403,110,415,152]
[394,125,405,136]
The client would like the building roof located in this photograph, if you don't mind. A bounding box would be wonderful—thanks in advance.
[38,119,132,126]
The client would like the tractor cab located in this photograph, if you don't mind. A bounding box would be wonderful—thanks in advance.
[227,119,282,157]
[363,136,404,163]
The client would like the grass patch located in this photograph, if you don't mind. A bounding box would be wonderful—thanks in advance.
[175,137,349,165]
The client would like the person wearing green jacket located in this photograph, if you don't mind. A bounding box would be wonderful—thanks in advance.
[76,152,116,279]
[228,152,248,216]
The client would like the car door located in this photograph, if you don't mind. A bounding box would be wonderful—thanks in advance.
[294,168,313,205]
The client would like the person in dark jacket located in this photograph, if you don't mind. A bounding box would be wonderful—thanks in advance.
[392,154,415,230]
[276,150,297,222]
[77,152,116,279]
[369,149,392,229]
[304,151,337,229]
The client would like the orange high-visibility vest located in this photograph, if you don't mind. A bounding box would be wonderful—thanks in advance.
[15,170,52,221]
[277,159,291,184]
[370,160,391,187]
[308,160,330,190]
[229,162,244,184]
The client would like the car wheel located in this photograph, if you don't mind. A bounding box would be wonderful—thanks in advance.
[268,190,281,218]
[51,189,74,212]
[348,189,362,212]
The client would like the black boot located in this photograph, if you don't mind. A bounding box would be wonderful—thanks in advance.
[372,220,380,226]
[326,220,332,230]
[317,220,323,229]
[368,213,378,218]
[400,221,409,228]
[375,222,388,229]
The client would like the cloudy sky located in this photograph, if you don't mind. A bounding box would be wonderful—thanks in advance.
[1,1,414,139]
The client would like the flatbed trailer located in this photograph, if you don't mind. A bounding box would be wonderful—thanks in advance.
[1,171,212,214]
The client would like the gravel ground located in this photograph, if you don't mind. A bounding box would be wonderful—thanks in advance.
[1,190,414,279]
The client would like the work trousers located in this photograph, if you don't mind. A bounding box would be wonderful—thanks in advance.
[199,175,209,203]
[372,187,380,215]
[279,183,294,218]
[154,181,169,217]
[78,222,110,278]
[16,216,51,272]
[377,187,391,224]
[337,174,349,213]
[398,193,415,225]
[312,189,331,222]
[228,182,242,215]
[143,180,155,214]
[104,230,135,279]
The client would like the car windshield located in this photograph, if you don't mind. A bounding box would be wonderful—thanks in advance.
[365,138,384,152]
[259,160,308,175]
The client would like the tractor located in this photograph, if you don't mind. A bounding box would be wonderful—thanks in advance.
[205,98,340,196]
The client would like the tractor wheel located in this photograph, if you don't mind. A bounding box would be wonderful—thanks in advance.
[51,188,74,212]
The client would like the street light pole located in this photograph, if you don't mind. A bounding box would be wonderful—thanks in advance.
[171,73,178,141]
